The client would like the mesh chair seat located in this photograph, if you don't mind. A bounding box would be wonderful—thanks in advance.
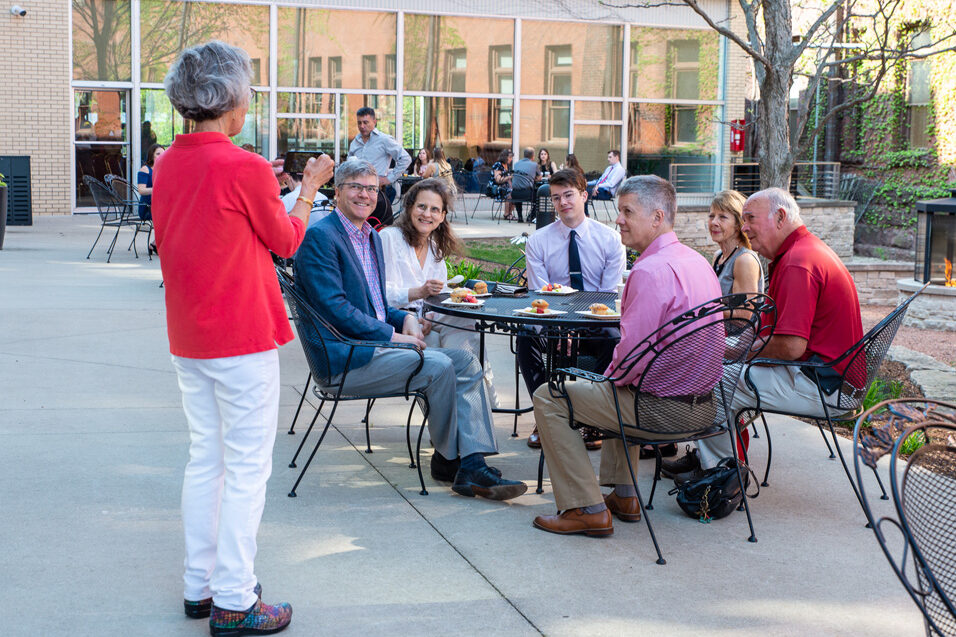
[84,175,138,262]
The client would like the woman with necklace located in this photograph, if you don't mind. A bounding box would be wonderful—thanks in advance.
[708,189,763,297]
[380,178,497,403]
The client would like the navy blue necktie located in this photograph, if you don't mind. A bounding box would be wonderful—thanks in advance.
[568,229,584,290]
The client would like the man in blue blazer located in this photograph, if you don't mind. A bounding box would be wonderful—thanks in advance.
[294,159,526,501]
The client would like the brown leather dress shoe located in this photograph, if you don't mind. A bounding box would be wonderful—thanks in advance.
[532,507,613,537]
[527,428,541,449]
[604,492,641,522]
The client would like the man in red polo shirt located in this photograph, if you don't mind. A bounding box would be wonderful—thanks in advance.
[666,187,863,476]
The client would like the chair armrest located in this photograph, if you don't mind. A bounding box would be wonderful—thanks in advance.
[555,367,610,383]
[749,357,833,370]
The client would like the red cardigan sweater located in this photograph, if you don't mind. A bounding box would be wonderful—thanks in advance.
[152,132,305,359]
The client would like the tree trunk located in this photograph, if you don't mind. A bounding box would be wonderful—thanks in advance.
[756,68,794,189]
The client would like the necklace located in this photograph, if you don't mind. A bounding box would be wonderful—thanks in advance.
[713,245,739,277]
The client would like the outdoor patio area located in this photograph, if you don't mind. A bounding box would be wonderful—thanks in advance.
[0,215,927,636]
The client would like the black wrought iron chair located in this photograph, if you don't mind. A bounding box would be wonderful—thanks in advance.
[84,175,136,262]
[493,186,535,224]
[543,293,773,564]
[741,282,930,514]
[105,174,152,260]
[275,266,432,496]
[853,399,956,636]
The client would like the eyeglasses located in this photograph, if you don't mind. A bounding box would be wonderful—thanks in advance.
[550,190,584,205]
[342,182,380,195]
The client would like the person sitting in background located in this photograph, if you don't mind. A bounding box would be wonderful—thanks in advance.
[137,143,165,221]
[411,147,432,177]
[491,149,515,218]
[280,170,330,228]
[426,147,457,196]
[664,187,863,482]
[538,148,558,178]
[520,169,626,450]
[295,159,527,500]
[531,175,723,537]
[506,147,541,222]
[379,178,497,411]
[585,150,626,216]
[562,153,585,180]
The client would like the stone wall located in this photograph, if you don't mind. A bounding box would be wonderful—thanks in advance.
[0,0,71,215]
[899,279,956,332]
[845,259,913,305]
[673,199,857,259]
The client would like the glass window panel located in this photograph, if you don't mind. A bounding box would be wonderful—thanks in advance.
[277,118,335,157]
[402,97,510,165]
[140,1,270,84]
[340,94,397,163]
[909,60,931,105]
[909,105,930,149]
[75,90,127,142]
[72,0,131,81]
[521,21,622,97]
[404,14,514,93]
[574,101,622,121]
[278,8,396,89]
[75,144,129,207]
[276,92,335,116]
[231,92,270,157]
[140,88,186,157]
[626,102,717,177]
[518,100,570,165]
[630,27,719,100]
[573,125,621,177]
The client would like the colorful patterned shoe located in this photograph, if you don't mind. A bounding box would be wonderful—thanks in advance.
[209,598,292,636]
[184,582,261,619]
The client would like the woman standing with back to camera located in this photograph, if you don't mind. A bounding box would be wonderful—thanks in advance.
[152,40,332,636]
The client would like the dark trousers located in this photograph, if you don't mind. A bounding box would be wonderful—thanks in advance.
[516,327,619,397]
[372,189,394,227]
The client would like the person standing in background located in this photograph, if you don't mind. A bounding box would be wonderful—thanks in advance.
[347,107,411,227]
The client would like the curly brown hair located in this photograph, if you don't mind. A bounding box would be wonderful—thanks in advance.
[396,178,463,261]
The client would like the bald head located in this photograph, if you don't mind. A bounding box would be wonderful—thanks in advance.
[740,188,805,259]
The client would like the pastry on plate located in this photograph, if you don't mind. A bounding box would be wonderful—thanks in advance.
[473,281,488,295]
[589,303,612,315]
[541,283,564,292]
[531,299,549,314]
[450,287,477,303]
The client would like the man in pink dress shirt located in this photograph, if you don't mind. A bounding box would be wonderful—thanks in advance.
[532,175,723,537]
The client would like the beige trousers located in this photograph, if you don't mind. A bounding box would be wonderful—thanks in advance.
[533,381,716,511]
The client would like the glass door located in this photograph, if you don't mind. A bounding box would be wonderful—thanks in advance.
[276,92,337,159]
[74,89,129,210]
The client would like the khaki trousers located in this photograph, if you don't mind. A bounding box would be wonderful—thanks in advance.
[533,381,716,511]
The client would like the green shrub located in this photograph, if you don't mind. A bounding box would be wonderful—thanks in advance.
[446,259,483,281]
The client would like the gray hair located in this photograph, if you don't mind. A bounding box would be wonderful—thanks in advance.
[750,187,802,223]
[617,175,677,225]
[164,41,252,122]
[334,158,378,187]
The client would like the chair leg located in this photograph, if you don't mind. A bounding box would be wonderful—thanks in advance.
[646,449,663,510]
[511,355,520,438]
[620,442,666,565]
[364,398,375,454]
[405,398,418,467]
[727,429,758,543]
[87,224,106,259]
[760,413,772,487]
[415,399,429,495]
[289,372,312,434]
[536,450,545,494]
[106,224,122,263]
[817,421,836,458]
[289,402,323,468]
[824,419,871,525]
[288,400,340,497]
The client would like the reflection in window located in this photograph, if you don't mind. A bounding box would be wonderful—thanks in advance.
[329,57,342,88]
[574,125,621,176]
[75,90,127,142]
[908,28,932,149]
[547,45,573,95]
[670,40,701,144]
[403,14,513,93]
[276,7,395,89]
[139,0,269,83]
[518,100,569,159]
[403,97,510,163]
[493,99,512,140]
[340,94,397,162]
[490,45,513,94]
[385,54,397,90]
[277,117,335,157]
[523,21,622,97]
[72,0,131,81]
[141,88,186,152]
[308,57,322,88]
[250,58,262,86]
[627,102,716,173]
[629,42,639,96]
[276,92,333,116]
[629,27,718,101]
[232,92,270,156]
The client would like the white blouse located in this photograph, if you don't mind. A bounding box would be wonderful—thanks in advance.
[379,226,449,311]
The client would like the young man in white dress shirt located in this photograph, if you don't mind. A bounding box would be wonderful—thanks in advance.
[585,150,626,216]
[520,169,627,448]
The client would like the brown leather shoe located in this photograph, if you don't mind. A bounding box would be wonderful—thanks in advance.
[527,428,541,449]
[532,508,613,537]
[604,492,641,522]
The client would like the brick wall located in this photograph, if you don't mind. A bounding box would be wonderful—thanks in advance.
[673,200,857,259]
[0,0,72,215]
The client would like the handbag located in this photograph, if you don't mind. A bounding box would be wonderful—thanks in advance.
[669,457,758,523]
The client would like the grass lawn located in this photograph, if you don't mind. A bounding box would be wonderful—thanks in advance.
[463,239,524,267]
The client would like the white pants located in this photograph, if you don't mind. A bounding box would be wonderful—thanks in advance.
[172,349,280,611]
[424,314,498,406]
[697,364,844,468]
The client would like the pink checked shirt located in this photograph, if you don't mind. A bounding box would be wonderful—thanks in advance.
[336,209,387,322]
[608,232,723,392]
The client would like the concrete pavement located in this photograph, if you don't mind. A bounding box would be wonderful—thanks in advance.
[0,215,923,636]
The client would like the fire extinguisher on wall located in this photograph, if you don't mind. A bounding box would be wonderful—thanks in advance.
[730,119,746,153]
